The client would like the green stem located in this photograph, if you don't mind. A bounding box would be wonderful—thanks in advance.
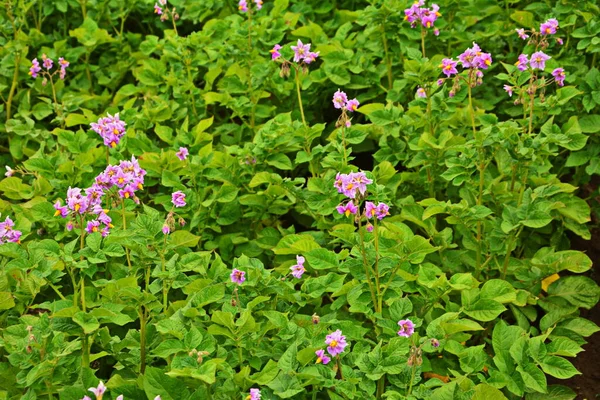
[121,199,132,269]
[6,51,20,122]
[381,23,393,89]
[373,219,382,313]
[407,363,417,396]
[171,12,178,35]
[468,83,485,272]
[139,307,147,374]
[160,251,167,310]
[341,125,347,167]
[501,226,523,279]
[420,27,426,58]
[294,68,306,126]
[376,375,385,398]
[357,218,379,313]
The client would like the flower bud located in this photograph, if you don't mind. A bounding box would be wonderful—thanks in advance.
[312,313,320,324]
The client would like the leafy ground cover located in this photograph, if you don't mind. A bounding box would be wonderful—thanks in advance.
[1,0,600,399]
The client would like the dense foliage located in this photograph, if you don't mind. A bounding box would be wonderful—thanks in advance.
[1,0,600,399]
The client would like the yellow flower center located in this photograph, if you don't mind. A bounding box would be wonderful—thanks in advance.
[92,226,98,232]
[118,178,125,184]
[485,59,491,66]
[426,21,431,28]
[54,210,61,216]
[330,340,338,347]
[124,192,130,198]
[345,209,351,217]
[110,141,117,148]
[75,204,81,212]
[316,357,322,364]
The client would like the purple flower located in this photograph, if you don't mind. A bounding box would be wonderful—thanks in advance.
[116,396,123,400]
[85,220,102,235]
[404,1,441,29]
[0,216,22,244]
[162,224,170,235]
[440,58,458,77]
[366,223,374,232]
[540,18,559,35]
[172,191,186,207]
[333,90,348,109]
[375,203,390,220]
[477,53,492,69]
[254,0,263,10]
[248,388,261,400]
[82,397,92,400]
[552,68,566,86]
[345,98,359,112]
[54,201,69,218]
[238,0,247,12]
[516,54,529,71]
[290,255,305,279]
[58,57,69,80]
[159,0,167,5]
[42,55,53,70]
[431,338,440,348]
[315,349,331,365]
[291,39,310,63]
[436,79,444,86]
[325,329,348,357]
[416,87,426,98]
[230,268,246,285]
[90,113,127,148]
[557,38,564,45]
[530,51,550,70]
[154,3,163,14]
[397,319,415,338]
[118,185,135,200]
[504,85,513,97]
[336,202,357,217]
[270,44,281,60]
[365,201,377,219]
[66,221,74,231]
[335,171,372,199]
[29,59,41,78]
[303,51,320,64]
[515,28,529,40]
[88,381,106,398]
[5,166,14,177]
[176,147,189,160]
[434,28,440,36]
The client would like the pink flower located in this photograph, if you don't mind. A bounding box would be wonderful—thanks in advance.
[375,203,390,220]
[540,18,559,35]
[88,381,107,399]
[42,55,53,70]
[58,57,69,80]
[366,223,374,232]
[516,54,529,71]
[365,201,377,219]
[29,59,41,78]
[345,98,359,112]
[397,319,415,338]
[315,349,331,365]
[530,51,550,70]
[440,58,458,77]
[291,39,311,63]
[176,147,189,160]
[515,28,529,40]
[270,44,282,60]
[333,90,348,109]
[66,221,74,231]
[172,191,186,207]
[90,112,127,148]
[336,202,357,217]
[504,85,513,97]
[303,51,320,64]
[431,338,440,348]
[248,388,261,400]
[416,87,426,98]
[230,268,246,285]
[154,3,163,14]
[54,201,69,218]
[238,0,248,12]
[5,166,14,177]
[290,255,305,278]
[162,224,170,235]
[325,329,348,357]
[254,0,263,10]
[552,68,566,86]
[0,216,22,244]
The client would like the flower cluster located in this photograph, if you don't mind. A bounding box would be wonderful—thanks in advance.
[515,18,562,47]
[314,330,348,365]
[404,0,442,35]
[334,172,372,199]
[90,113,127,148]
[0,216,22,244]
[154,0,179,22]
[29,54,69,82]
[54,157,146,237]
[239,0,262,12]
[365,201,390,221]
[516,51,551,71]
[271,40,319,77]
[290,255,305,279]
[437,42,493,96]
[332,89,359,127]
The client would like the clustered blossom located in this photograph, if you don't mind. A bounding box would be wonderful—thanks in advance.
[29,54,69,81]
[0,216,22,244]
[315,349,331,365]
[230,268,246,285]
[437,42,493,95]
[457,42,492,70]
[332,90,360,127]
[290,255,305,279]
[404,0,442,34]
[90,113,127,148]
[240,0,263,12]
[54,156,146,237]
[397,319,415,338]
[325,329,348,357]
[246,388,261,400]
[364,201,390,220]
[271,40,319,78]
[514,18,562,48]
[154,0,178,22]
[334,172,372,199]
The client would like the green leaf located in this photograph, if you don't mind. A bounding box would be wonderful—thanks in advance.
[540,355,580,379]
[547,276,600,309]
[525,385,576,400]
[305,248,338,270]
[278,342,298,373]
[170,230,200,248]
[72,311,100,334]
[472,384,508,400]
[0,292,16,310]
[69,17,114,47]
[517,364,547,393]
[144,367,190,400]
[579,115,600,133]
[463,299,506,322]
